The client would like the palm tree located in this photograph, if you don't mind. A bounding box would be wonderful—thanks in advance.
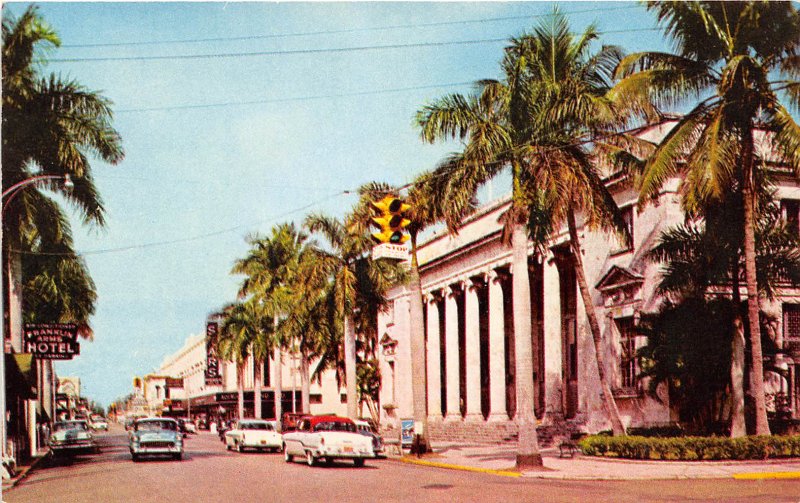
[612,1,800,435]
[217,301,259,419]
[2,5,123,342]
[357,175,474,452]
[417,9,631,463]
[507,11,635,436]
[646,198,800,433]
[232,224,310,421]
[304,212,399,419]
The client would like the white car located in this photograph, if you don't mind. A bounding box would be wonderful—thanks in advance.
[225,419,283,453]
[283,415,374,467]
[90,415,108,431]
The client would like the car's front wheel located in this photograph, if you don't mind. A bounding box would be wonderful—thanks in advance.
[284,448,293,463]
[353,458,365,468]
[131,453,139,462]
[306,450,316,467]
[173,452,182,461]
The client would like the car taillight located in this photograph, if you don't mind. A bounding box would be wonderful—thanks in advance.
[242,434,246,443]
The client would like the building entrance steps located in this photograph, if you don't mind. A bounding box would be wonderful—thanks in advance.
[389,441,800,480]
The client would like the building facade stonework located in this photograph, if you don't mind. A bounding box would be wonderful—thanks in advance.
[378,134,800,443]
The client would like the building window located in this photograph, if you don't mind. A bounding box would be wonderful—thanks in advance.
[782,200,800,236]
[785,304,800,342]
[340,394,347,404]
[617,317,640,390]
[309,394,322,405]
[613,206,634,254]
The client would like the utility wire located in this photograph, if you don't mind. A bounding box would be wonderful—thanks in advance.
[49,27,662,64]
[116,81,476,113]
[60,4,642,49]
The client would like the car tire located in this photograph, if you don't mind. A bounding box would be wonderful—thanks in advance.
[284,449,293,463]
[306,451,316,467]
[237,442,244,453]
[132,453,139,462]
[354,458,365,468]
[173,452,182,461]
[226,443,231,451]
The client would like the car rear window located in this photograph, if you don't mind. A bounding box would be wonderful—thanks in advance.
[54,422,88,432]
[137,421,177,431]
[241,422,272,430]
[314,421,356,433]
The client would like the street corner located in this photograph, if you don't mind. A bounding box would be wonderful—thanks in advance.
[396,455,523,478]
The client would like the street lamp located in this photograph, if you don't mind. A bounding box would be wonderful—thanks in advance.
[1,173,74,461]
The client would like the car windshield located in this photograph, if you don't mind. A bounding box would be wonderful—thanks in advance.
[136,421,176,432]
[314,421,356,433]
[241,422,272,431]
[54,422,88,432]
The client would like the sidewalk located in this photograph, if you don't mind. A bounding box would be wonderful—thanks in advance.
[389,442,800,480]
[2,450,49,492]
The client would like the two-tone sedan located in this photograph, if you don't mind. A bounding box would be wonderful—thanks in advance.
[283,415,374,467]
[129,418,183,461]
[225,419,283,453]
[49,420,98,457]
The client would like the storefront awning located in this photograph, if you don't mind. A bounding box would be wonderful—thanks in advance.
[6,353,37,399]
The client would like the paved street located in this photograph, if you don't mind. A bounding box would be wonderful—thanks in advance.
[3,425,800,503]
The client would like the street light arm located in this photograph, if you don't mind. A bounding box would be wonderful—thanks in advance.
[2,174,72,217]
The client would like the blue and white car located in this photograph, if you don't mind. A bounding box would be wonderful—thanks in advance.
[129,418,183,461]
[50,420,97,456]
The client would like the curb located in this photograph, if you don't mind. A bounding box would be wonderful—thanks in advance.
[393,456,522,478]
[733,471,800,480]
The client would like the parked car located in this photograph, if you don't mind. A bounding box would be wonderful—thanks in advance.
[283,415,374,467]
[50,420,98,456]
[354,419,384,456]
[225,419,283,453]
[90,415,108,431]
[281,412,305,432]
[129,418,183,462]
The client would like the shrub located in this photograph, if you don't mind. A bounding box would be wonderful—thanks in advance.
[577,434,800,461]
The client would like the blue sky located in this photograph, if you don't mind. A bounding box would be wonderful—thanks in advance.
[5,1,671,407]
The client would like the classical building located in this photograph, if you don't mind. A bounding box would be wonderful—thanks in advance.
[378,123,800,443]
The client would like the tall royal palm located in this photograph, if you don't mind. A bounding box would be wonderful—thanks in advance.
[2,6,123,339]
[613,1,800,435]
[305,213,397,419]
[358,175,473,452]
[233,224,310,422]
[217,301,260,419]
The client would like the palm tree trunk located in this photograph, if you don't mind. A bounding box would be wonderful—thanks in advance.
[741,131,770,435]
[511,221,543,468]
[237,364,245,419]
[254,358,263,419]
[409,233,431,453]
[730,262,746,437]
[567,210,626,436]
[273,345,283,430]
[300,353,310,414]
[344,315,358,419]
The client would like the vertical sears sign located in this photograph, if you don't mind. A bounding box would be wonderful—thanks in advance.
[204,321,223,385]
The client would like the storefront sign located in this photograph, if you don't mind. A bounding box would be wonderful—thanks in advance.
[23,323,80,360]
[205,322,223,385]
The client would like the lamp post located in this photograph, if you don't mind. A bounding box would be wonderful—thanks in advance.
[1,173,74,461]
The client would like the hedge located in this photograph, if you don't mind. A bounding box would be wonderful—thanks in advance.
[578,434,800,460]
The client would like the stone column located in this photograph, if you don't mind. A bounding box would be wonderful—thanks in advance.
[425,292,443,421]
[444,285,461,421]
[488,269,508,421]
[464,277,483,421]
[543,257,563,418]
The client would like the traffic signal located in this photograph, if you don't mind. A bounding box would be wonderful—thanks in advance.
[371,195,410,244]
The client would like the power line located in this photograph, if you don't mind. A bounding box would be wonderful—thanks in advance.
[115,81,476,113]
[48,27,663,64]
[49,38,510,63]
[12,191,350,257]
[60,5,642,49]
